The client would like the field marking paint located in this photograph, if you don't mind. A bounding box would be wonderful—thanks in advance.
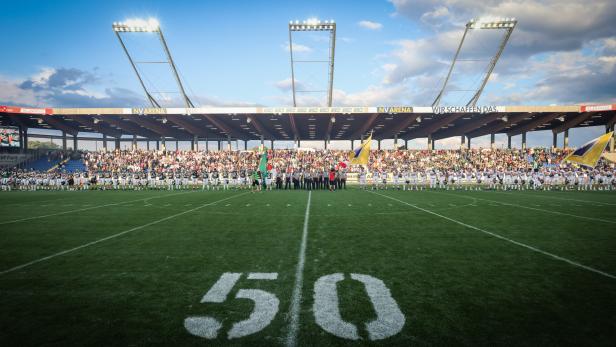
[285,191,312,347]
[370,191,616,280]
[439,192,616,225]
[490,190,616,206]
[228,289,280,339]
[350,273,405,340]
[313,273,359,340]
[201,272,242,303]
[247,272,278,280]
[0,193,249,276]
[0,190,195,226]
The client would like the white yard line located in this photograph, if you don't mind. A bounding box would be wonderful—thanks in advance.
[0,192,248,276]
[433,191,616,225]
[370,191,616,281]
[286,191,312,347]
[0,190,196,226]
[490,190,616,206]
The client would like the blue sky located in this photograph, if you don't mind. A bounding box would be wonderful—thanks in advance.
[1,0,615,149]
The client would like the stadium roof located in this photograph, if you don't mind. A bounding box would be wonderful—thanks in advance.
[1,104,615,141]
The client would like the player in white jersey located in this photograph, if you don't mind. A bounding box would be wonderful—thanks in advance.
[359,169,367,189]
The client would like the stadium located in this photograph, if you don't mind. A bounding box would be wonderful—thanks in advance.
[1,1,615,346]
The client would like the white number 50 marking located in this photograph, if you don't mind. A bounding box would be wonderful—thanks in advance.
[185,272,405,341]
[314,273,405,340]
[184,272,279,339]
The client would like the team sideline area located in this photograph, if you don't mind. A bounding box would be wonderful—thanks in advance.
[1,188,615,346]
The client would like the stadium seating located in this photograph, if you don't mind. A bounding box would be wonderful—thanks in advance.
[61,159,86,173]
[24,155,58,172]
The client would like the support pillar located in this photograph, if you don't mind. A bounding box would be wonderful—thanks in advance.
[394,135,398,149]
[490,133,495,149]
[205,139,209,151]
[175,140,179,151]
[146,140,150,151]
[191,138,195,150]
[324,139,328,149]
[156,140,160,150]
[161,138,166,151]
[351,140,354,149]
[467,136,471,150]
[102,134,107,151]
[195,135,199,151]
[460,135,465,149]
[62,131,67,151]
[507,135,512,149]
[115,138,121,150]
[270,139,274,150]
[297,139,301,148]
[217,141,221,151]
[405,139,408,149]
[73,135,78,151]
[260,135,264,147]
[522,132,527,150]
[229,136,233,151]
[428,135,434,150]
[378,139,381,150]
[244,140,248,150]
[132,134,137,150]
[552,131,557,148]
[23,128,28,151]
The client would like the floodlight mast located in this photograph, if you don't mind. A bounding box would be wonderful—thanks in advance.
[432,18,517,107]
[288,20,337,107]
[112,20,194,108]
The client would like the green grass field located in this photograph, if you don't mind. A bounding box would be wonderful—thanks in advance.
[1,188,615,346]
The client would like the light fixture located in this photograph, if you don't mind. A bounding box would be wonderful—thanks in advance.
[93,118,100,124]
[416,116,422,123]
[557,116,565,122]
[502,115,508,122]
[162,118,168,124]
[330,116,335,123]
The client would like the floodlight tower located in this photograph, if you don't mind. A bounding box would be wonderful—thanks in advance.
[112,18,194,108]
[432,17,517,107]
[288,19,337,107]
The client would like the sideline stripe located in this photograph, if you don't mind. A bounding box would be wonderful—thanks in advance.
[0,192,249,276]
[370,191,616,280]
[491,190,616,206]
[441,192,616,225]
[286,191,312,347]
[0,190,196,226]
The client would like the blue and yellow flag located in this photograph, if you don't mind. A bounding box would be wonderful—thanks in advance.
[564,131,613,168]
[349,133,372,165]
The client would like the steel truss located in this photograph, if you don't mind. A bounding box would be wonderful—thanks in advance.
[433,18,517,107]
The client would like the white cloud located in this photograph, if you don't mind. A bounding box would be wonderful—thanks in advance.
[283,43,312,53]
[358,20,383,30]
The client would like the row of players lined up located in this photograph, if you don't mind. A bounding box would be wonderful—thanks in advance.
[2,167,615,191]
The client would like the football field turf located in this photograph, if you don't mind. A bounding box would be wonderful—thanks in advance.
[0,188,615,346]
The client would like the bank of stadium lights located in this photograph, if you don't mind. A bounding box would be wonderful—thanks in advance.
[468,17,517,29]
[113,18,160,32]
[289,18,335,31]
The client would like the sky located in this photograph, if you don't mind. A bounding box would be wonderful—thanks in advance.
[1,0,615,150]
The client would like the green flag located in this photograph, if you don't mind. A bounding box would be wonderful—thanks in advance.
[258,150,268,173]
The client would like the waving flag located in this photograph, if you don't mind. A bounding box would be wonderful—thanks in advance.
[564,131,613,168]
[349,133,372,165]
[258,150,268,172]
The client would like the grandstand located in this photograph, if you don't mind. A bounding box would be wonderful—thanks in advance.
[1,104,615,152]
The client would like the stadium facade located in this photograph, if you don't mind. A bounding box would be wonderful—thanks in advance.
[1,103,615,152]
